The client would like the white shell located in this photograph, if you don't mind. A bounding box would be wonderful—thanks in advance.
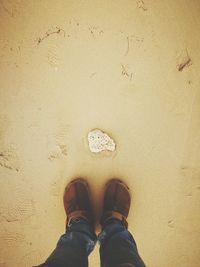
[88,129,116,153]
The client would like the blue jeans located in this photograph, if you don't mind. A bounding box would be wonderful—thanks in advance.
[34,218,146,267]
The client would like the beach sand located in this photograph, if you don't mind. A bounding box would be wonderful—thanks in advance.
[0,1,200,266]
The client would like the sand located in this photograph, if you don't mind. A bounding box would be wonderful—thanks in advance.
[0,1,200,267]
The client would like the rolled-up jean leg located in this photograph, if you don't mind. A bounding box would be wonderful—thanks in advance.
[34,218,97,267]
[98,218,146,267]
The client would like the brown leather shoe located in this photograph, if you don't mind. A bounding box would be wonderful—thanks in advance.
[63,178,93,226]
[100,179,131,228]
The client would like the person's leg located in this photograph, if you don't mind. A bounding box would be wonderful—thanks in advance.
[98,218,146,267]
[34,178,97,267]
[35,218,96,267]
[98,179,146,267]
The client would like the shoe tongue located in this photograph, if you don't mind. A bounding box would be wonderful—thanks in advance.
[101,211,128,229]
[67,210,90,226]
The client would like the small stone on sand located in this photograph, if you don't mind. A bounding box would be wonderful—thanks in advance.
[88,129,116,153]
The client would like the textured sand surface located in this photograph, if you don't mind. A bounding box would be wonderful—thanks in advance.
[0,1,200,267]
